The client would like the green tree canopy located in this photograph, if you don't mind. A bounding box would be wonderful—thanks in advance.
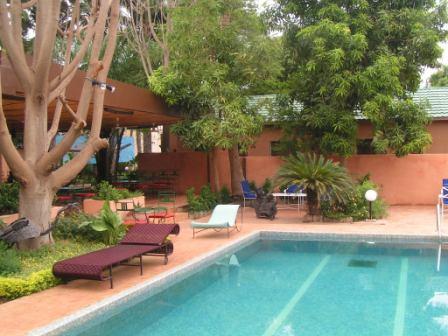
[149,0,282,153]
[272,0,447,157]
[430,65,448,86]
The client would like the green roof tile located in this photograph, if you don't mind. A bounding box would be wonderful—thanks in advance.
[249,87,448,120]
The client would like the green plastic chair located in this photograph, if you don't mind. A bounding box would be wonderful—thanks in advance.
[191,204,241,238]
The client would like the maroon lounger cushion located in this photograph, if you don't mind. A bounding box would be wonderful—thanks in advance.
[120,223,180,246]
[53,245,158,281]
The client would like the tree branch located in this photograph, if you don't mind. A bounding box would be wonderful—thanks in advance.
[49,10,97,95]
[32,1,61,92]
[0,71,33,184]
[38,96,86,174]
[21,0,37,9]
[0,0,33,91]
[50,137,108,189]
[50,0,119,188]
[46,101,63,150]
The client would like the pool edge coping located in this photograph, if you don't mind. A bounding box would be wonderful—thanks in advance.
[28,230,444,336]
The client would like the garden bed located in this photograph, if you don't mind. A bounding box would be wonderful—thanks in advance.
[0,240,105,301]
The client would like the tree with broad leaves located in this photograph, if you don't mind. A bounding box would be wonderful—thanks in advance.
[0,0,120,249]
[149,0,282,194]
[271,0,447,157]
[430,65,448,87]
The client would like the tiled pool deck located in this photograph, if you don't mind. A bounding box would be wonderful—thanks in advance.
[0,205,444,335]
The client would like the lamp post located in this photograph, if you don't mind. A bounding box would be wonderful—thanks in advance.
[365,189,378,220]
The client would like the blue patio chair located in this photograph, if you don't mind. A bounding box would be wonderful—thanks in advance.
[191,204,241,238]
[241,180,257,208]
[440,179,448,218]
[285,184,299,193]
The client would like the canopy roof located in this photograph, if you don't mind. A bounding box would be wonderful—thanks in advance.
[1,58,180,132]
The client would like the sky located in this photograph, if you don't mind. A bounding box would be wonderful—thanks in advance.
[255,0,447,87]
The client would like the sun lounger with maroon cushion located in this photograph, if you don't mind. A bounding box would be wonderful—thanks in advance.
[53,223,179,288]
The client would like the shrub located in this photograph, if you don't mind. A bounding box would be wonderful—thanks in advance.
[199,185,218,210]
[0,182,19,215]
[0,269,60,300]
[321,178,387,221]
[217,186,232,204]
[0,242,21,276]
[80,202,126,245]
[186,185,231,213]
[95,181,142,201]
[262,178,273,193]
[53,212,103,242]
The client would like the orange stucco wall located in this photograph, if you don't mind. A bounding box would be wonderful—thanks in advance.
[247,120,448,156]
[345,154,448,205]
[138,152,209,193]
[247,127,282,156]
[138,149,448,205]
[247,154,448,205]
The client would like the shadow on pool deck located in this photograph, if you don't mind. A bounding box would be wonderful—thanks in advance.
[0,205,441,335]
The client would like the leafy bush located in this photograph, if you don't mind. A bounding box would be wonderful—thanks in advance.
[95,181,142,201]
[186,187,206,213]
[0,242,21,276]
[321,178,387,221]
[199,185,217,210]
[217,186,232,204]
[0,240,105,300]
[276,153,353,216]
[0,182,19,215]
[80,202,126,245]
[0,269,61,300]
[262,178,273,193]
[53,212,102,242]
[187,185,232,213]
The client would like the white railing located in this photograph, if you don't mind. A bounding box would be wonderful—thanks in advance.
[436,199,444,272]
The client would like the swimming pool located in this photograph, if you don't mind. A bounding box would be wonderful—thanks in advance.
[37,233,448,335]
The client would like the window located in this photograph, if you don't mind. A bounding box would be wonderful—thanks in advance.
[270,141,288,156]
[357,139,375,154]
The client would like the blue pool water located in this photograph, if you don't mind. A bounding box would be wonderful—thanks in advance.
[63,240,448,336]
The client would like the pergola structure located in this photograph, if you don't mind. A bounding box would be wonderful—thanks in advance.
[0,58,181,181]
[1,58,180,133]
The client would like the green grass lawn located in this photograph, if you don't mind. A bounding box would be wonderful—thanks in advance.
[13,240,106,277]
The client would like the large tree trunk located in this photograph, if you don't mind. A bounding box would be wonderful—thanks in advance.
[143,130,152,153]
[17,180,54,249]
[209,148,220,191]
[228,144,243,195]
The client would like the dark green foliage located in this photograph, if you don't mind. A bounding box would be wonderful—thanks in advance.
[262,178,274,193]
[217,186,232,204]
[321,178,388,221]
[0,182,19,215]
[95,181,142,201]
[80,203,126,245]
[199,185,218,210]
[0,242,21,276]
[276,153,353,216]
[430,65,448,87]
[187,185,232,213]
[0,240,105,300]
[52,212,102,242]
[149,0,280,154]
[273,0,447,157]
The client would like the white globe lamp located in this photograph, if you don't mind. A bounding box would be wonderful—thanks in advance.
[365,189,378,220]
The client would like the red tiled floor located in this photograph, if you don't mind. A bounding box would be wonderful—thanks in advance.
[0,205,441,335]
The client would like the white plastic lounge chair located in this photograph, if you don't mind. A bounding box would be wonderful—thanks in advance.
[191,204,241,238]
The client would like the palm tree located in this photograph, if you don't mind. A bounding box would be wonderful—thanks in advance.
[276,153,353,219]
